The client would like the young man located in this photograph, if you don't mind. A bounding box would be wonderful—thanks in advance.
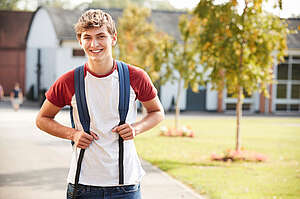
[36,9,164,199]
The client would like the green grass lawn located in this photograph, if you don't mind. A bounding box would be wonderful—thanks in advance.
[135,115,300,199]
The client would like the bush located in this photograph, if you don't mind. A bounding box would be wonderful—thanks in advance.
[211,149,268,162]
[159,125,195,138]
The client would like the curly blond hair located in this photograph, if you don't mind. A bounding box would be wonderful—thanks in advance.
[74,9,117,39]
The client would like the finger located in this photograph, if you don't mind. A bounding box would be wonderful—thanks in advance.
[79,137,93,145]
[111,126,117,132]
[83,133,94,141]
[122,133,134,140]
[77,143,88,149]
[115,124,129,132]
[118,128,131,136]
[90,131,99,140]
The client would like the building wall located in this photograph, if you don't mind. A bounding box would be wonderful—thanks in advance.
[26,8,58,98]
[26,9,58,48]
[206,83,218,111]
[160,80,186,111]
[0,49,25,96]
[55,46,87,80]
[272,50,300,113]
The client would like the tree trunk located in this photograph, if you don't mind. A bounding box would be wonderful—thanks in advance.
[236,86,243,151]
[175,78,182,131]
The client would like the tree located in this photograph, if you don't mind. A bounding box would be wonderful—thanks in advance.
[117,3,171,83]
[39,0,72,9]
[193,0,289,151]
[84,0,175,10]
[163,14,203,130]
[0,0,20,10]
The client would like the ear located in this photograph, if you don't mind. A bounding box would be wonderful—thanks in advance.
[112,33,117,46]
[77,35,83,47]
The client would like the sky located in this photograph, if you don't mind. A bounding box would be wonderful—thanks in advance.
[168,0,300,18]
[17,0,300,18]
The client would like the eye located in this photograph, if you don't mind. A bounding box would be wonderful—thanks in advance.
[97,35,106,39]
[83,36,91,40]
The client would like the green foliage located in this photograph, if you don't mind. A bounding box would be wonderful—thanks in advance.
[87,0,175,10]
[192,0,289,151]
[0,0,19,10]
[159,14,205,130]
[193,0,289,97]
[117,3,172,82]
[40,0,72,9]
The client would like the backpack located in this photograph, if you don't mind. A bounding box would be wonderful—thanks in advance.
[70,60,130,199]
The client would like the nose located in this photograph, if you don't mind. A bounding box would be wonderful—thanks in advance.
[91,38,99,48]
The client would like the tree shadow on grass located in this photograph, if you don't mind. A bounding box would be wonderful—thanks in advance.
[149,159,225,172]
[0,167,69,191]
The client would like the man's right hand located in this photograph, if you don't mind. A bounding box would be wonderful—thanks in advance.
[36,99,99,149]
[72,130,99,149]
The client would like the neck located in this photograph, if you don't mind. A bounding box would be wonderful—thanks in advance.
[87,57,114,75]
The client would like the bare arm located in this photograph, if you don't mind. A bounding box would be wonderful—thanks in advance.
[36,99,98,149]
[112,96,165,140]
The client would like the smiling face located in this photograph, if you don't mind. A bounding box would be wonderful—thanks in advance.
[79,25,117,63]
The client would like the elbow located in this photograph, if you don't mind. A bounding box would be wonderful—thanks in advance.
[35,114,42,130]
[159,107,165,122]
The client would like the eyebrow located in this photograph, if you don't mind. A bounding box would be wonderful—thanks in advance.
[83,32,106,37]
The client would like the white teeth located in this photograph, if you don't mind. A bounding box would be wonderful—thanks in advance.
[92,50,101,53]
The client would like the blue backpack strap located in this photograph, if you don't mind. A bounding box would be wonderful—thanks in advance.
[72,65,90,199]
[117,61,130,125]
[116,60,130,185]
[70,106,75,145]
[75,66,91,133]
[71,62,130,194]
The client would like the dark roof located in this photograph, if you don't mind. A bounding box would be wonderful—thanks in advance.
[0,10,33,48]
[44,7,82,41]
[287,18,300,49]
[42,7,185,41]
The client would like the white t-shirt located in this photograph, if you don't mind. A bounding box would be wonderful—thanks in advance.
[46,61,157,186]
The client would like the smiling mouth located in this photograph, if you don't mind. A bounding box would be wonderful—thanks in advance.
[90,49,103,53]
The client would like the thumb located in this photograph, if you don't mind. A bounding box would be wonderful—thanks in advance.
[111,126,118,132]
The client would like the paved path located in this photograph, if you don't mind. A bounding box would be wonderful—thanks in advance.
[0,101,204,199]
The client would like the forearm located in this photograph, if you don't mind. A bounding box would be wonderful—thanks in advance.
[36,115,76,141]
[132,109,165,136]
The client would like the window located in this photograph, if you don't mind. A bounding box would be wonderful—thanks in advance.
[226,103,236,110]
[226,89,252,98]
[291,104,300,111]
[275,55,300,112]
[291,85,300,99]
[277,64,288,80]
[292,64,300,80]
[72,49,85,57]
[225,103,251,111]
[276,104,287,111]
[276,84,287,99]
[292,56,300,61]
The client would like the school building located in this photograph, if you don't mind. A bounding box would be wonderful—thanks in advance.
[1,7,299,113]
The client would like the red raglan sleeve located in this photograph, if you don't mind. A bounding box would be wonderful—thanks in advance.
[45,70,75,107]
[128,65,157,102]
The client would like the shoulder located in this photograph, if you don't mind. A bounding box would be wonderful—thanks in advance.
[45,68,76,107]
[127,64,151,83]
[125,63,157,102]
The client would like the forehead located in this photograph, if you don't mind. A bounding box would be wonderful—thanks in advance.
[81,25,110,36]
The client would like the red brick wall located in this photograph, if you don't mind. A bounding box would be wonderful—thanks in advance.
[0,48,25,96]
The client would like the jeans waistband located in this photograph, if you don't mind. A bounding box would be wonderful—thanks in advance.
[68,183,139,192]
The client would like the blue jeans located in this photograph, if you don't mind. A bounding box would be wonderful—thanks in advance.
[66,183,141,199]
